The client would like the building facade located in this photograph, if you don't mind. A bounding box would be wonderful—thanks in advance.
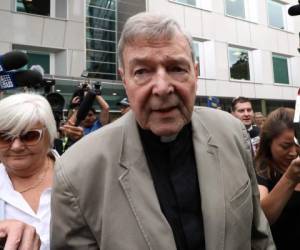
[0,0,300,113]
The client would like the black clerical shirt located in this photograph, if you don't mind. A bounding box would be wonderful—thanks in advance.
[139,123,205,250]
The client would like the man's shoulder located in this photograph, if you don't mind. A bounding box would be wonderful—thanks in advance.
[192,107,248,146]
[193,107,241,127]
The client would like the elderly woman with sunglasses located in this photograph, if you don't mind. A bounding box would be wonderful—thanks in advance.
[0,93,58,250]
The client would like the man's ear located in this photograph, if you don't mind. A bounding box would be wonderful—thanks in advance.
[118,68,126,84]
[194,62,199,79]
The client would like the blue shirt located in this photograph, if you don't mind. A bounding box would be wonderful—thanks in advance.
[83,120,102,136]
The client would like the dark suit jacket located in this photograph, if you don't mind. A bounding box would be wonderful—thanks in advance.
[51,107,275,250]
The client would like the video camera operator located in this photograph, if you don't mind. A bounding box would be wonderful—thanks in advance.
[61,80,110,152]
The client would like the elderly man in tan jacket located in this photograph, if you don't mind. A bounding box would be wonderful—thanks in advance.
[51,12,275,250]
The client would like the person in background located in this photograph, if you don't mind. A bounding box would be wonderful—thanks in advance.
[68,88,110,136]
[255,107,300,249]
[117,97,130,116]
[254,111,266,129]
[60,92,110,152]
[51,12,274,249]
[231,96,260,155]
[0,93,59,250]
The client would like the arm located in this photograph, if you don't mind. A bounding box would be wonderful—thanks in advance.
[60,109,84,141]
[50,161,98,249]
[0,220,40,250]
[95,95,110,125]
[259,157,300,224]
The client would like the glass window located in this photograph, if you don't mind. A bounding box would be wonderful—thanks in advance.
[87,17,116,30]
[272,54,289,84]
[86,39,116,52]
[86,51,116,63]
[86,0,117,80]
[87,0,116,10]
[87,6,116,21]
[86,61,116,75]
[228,47,250,81]
[16,0,50,16]
[225,0,245,19]
[268,0,284,29]
[86,28,116,41]
[27,52,50,74]
[173,0,199,7]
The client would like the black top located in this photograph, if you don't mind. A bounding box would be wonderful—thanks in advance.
[257,174,300,250]
[139,123,205,250]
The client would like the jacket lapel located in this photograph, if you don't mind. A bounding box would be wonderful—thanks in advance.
[192,113,225,250]
[118,112,177,250]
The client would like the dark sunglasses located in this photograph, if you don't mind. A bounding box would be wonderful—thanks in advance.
[0,128,45,149]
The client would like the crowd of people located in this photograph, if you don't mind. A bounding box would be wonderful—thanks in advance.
[0,11,299,250]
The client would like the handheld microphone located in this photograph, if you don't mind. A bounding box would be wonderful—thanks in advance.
[0,51,28,73]
[288,2,300,16]
[75,91,96,126]
[0,70,43,90]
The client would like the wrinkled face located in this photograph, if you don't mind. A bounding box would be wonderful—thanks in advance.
[271,128,300,170]
[232,102,254,127]
[0,122,50,176]
[82,110,96,128]
[119,34,197,136]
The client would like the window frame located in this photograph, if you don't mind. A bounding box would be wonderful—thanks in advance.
[85,0,118,80]
[267,0,286,30]
[225,0,246,20]
[15,0,56,17]
[192,40,202,77]
[224,0,259,23]
[272,53,290,85]
[13,47,54,75]
[169,0,211,11]
[228,46,252,82]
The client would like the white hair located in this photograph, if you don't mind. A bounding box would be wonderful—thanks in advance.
[30,65,45,77]
[118,12,195,68]
[0,92,57,148]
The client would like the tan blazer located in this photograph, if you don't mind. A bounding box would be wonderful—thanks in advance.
[51,107,275,250]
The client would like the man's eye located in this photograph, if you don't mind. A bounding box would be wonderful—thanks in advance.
[134,68,149,75]
[169,66,187,73]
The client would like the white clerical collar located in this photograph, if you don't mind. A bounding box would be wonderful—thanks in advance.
[160,134,178,143]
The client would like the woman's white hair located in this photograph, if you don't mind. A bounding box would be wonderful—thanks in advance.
[0,92,57,148]
[118,12,195,68]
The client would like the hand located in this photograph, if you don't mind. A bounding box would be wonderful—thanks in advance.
[71,96,81,106]
[284,157,300,184]
[60,123,84,141]
[0,220,40,250]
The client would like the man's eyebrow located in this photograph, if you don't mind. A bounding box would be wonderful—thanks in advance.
[129,58,153,67]
[128,56,192,67]
[164,57,191,66]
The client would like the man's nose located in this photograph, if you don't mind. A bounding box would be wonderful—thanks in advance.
[152,68,174,96]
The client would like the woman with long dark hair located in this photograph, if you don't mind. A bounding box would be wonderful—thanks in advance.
[256,107,300,249]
